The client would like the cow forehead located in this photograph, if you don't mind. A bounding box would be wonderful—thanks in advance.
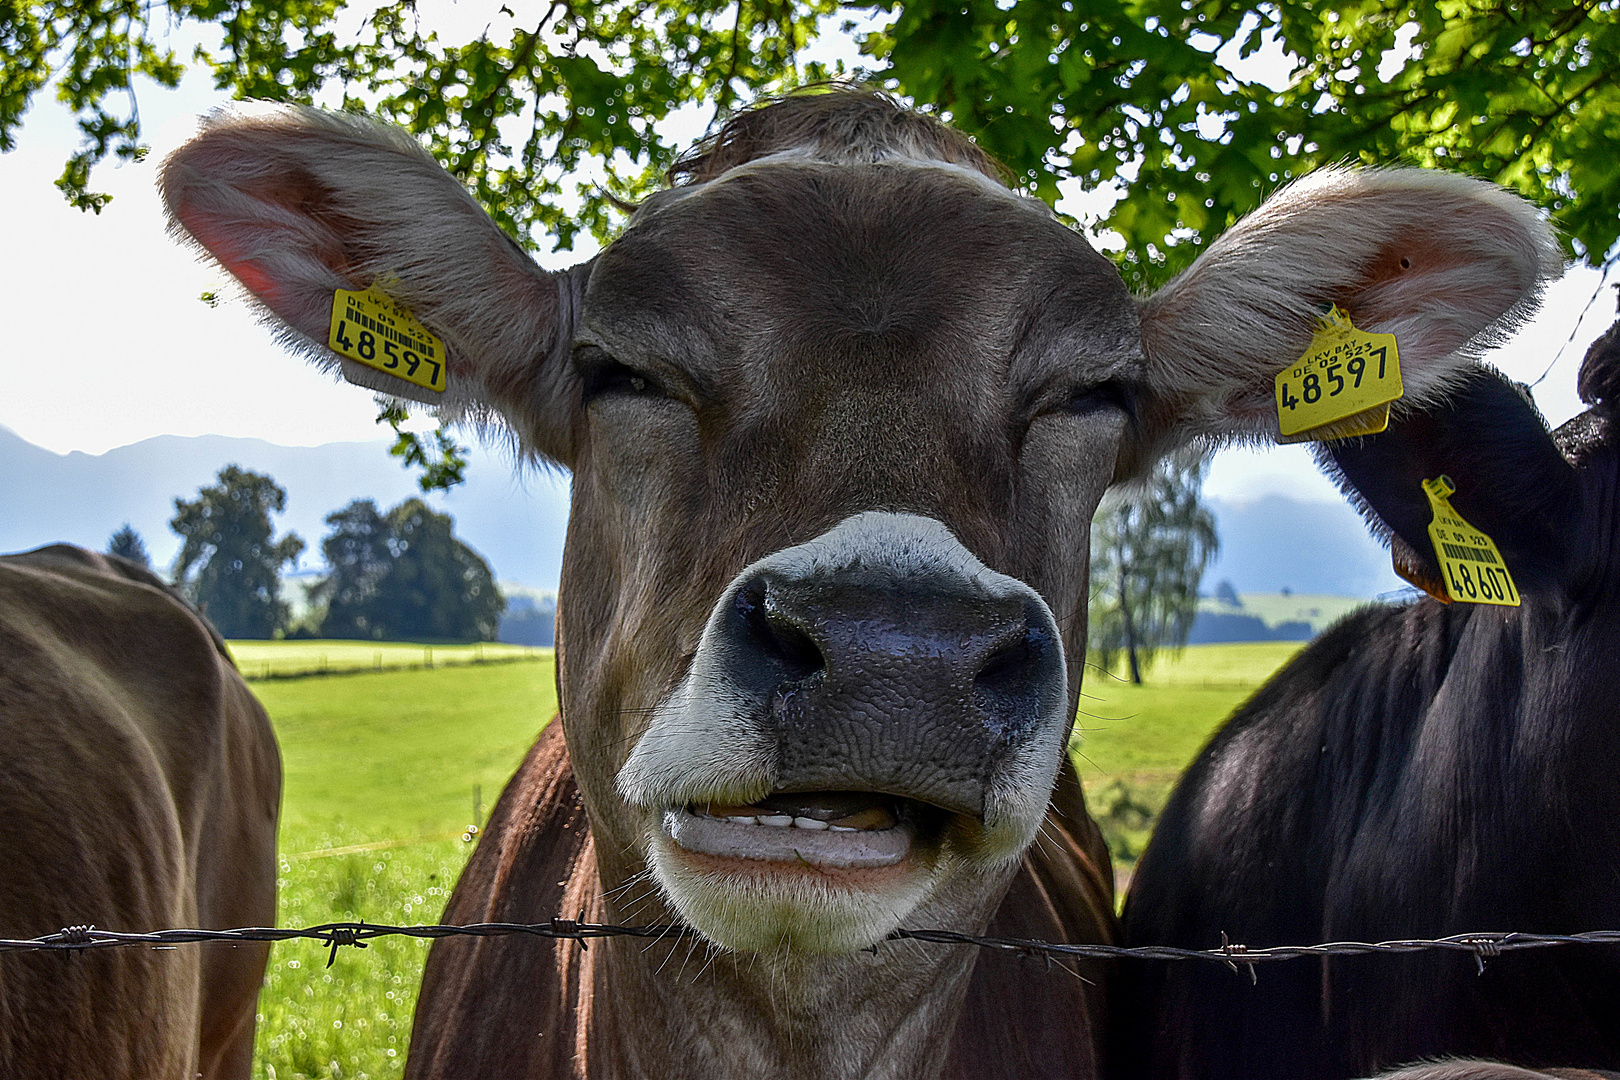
[566,163,1142,563]
[580,161,1143,394]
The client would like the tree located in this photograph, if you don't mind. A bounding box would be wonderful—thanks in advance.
[314,497,504,641]
[171,465,304,638]
[106,523,150,568]
[1088,456,1218,683]
[877,0,1620,288]
[7,2,1616,293]
[376,400,470,494]
[315,498,394,640]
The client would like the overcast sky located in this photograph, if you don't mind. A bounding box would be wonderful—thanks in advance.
[2,13,1612,507]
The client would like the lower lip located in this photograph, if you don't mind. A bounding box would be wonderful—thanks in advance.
[662,808,915,870]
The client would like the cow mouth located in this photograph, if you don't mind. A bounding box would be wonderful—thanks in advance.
[663,791,943,869]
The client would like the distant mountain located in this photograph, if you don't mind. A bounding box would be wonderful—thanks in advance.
[0,425,570,590]
[1,425,1404,601]
[1188,592,1383,645]
[1202,494,1405,598]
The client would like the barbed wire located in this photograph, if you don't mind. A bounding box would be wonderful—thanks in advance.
[6,921,1619,977]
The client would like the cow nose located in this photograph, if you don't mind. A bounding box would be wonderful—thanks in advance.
[735,575,1048,707]
[721,564,1063,820]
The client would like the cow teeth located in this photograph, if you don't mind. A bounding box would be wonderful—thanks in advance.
[726,816,758,825]
[828,824,858,832]
[793,816,829,830]
[828,807,897,831]
[757,814,794,827]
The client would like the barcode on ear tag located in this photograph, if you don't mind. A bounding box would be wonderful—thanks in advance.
[1275,306,1402,439]
[1422,476,1519,606]
[328,283,446,394]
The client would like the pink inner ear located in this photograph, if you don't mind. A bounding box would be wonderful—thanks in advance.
[168,180,353,344]
[1340,195,1554,367]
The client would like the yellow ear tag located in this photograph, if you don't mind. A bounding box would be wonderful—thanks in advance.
[1275,306,1402,441]
[1422,475,1520,606]
[328,282,446,394]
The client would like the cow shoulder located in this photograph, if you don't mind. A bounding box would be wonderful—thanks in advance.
[1,544,258,803]
[944,756,1114,1079]
[1126,593,1482,933]
[407,720,592,1080]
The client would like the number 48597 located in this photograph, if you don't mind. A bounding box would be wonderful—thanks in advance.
[334,320,441,386]
[1278,349,1387,411]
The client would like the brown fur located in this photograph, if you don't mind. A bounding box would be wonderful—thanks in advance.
[0,544,280,1079]
[669,87,1009,186]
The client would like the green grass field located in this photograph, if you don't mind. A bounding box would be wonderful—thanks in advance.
[227,640,549,681]
[247,656,558,1079]
[240,639,1303,1078]
[1072,642,1305,870]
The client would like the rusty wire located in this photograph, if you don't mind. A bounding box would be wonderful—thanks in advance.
[6,921,1620,975]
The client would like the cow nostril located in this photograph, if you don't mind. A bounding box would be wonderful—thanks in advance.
[736,581,825,682]
[973,621,1051,702]
[975,638,1031,695]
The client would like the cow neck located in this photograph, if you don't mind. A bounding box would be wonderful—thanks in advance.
[577,846,989,1079]
[407,722,1110,1079]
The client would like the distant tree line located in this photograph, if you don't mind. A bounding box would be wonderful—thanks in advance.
[108,465,503,641]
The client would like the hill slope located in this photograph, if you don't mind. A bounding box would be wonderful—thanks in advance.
[2,427,1405,599]
[0,425,570,588]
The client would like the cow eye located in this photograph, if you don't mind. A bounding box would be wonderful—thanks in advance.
[1066,380,1135,419]
[576,347,665,403]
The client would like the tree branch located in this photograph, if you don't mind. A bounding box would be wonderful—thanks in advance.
[452,2,563,180]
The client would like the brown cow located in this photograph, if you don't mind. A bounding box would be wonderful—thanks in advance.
[0,544,280,1079]
[160,90,1556,1078]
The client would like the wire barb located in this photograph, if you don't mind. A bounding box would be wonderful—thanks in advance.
[323,923,369,968]
[1462,935,1503,975]
[550,915,586,950]
[1220,931,1258,985]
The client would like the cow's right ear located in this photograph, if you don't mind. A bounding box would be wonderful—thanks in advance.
[161,103,578,464]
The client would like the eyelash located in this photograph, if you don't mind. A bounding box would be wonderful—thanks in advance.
[1065,380,1135,418]
[577,349,664,402]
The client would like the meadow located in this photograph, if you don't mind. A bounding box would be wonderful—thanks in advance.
[249,658,558,1079]
[228,640,547,680]
[243,639,1308,1079]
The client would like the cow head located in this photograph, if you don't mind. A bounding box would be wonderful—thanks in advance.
[161,91,1557,957]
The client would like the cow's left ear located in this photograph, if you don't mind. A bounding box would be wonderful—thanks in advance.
[1319,367,1578,597]
[1138,168,1562,445]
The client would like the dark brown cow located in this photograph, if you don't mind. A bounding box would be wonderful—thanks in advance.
[0,544,280,1079]
[1117,319,1620,1079]
[160,90,1557,1079]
